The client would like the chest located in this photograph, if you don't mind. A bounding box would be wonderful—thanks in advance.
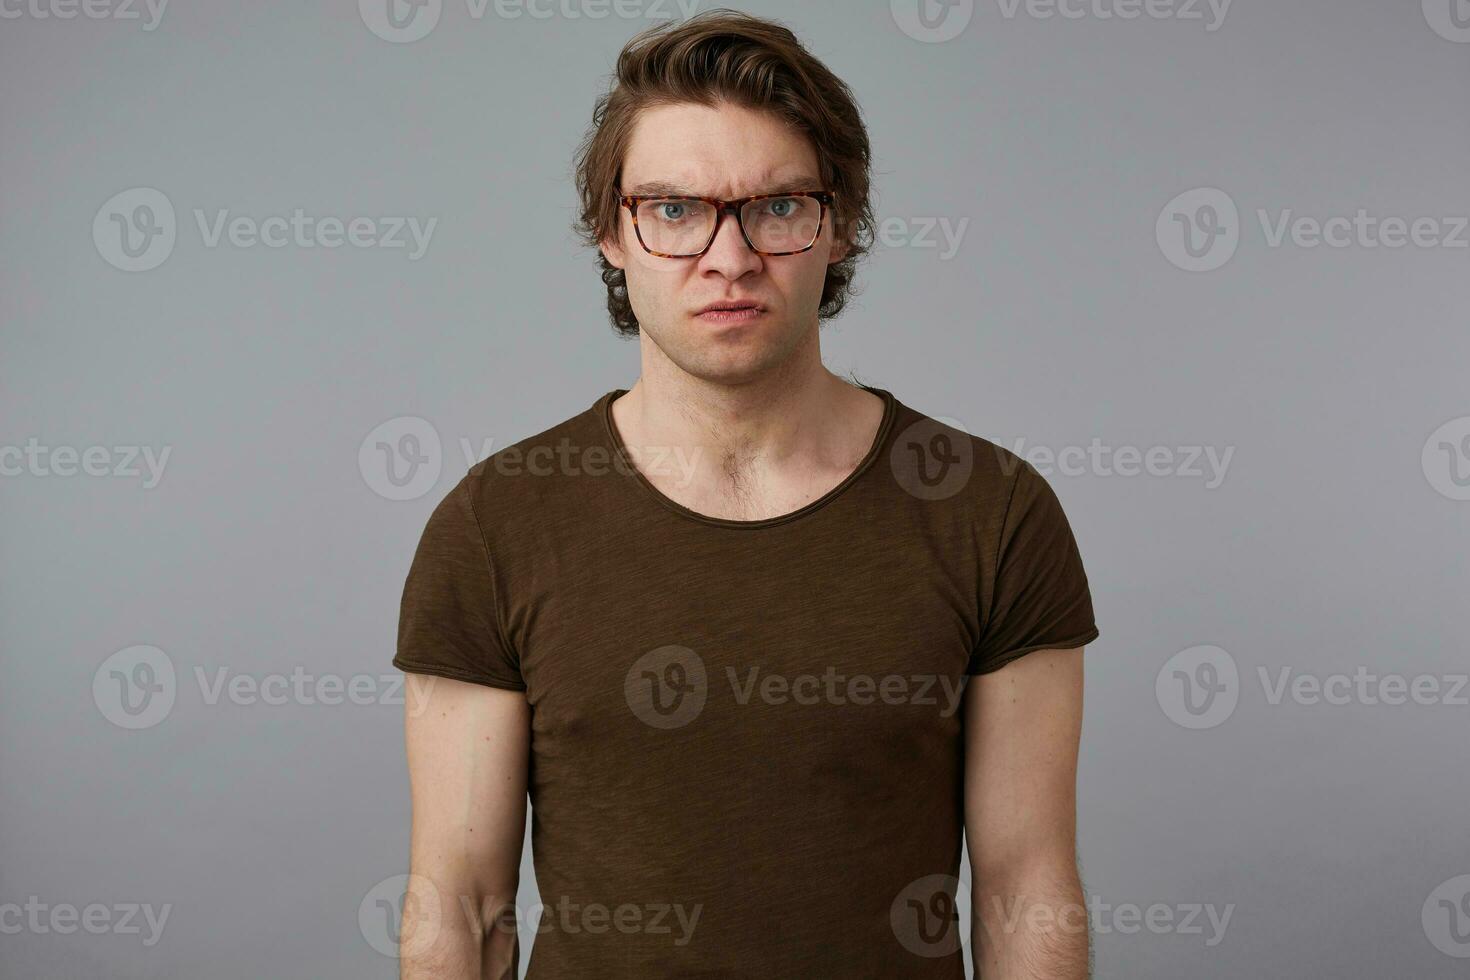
[508,532,980,767]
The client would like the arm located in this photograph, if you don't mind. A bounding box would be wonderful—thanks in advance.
[401,675,530,979]
[964,646,1090,980]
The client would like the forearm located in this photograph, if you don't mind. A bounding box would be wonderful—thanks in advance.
[971,864,1090,980]
[398,873,520,980]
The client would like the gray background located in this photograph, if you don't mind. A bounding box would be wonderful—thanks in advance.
[3,0,1469,976]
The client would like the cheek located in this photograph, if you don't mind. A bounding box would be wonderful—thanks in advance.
[626,254,679,295]
[773,253,830,301]
[622,257,688,318]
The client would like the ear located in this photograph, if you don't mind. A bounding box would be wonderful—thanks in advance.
[825,207,852,264]
[827,232,851,265]
[600,234,627,270]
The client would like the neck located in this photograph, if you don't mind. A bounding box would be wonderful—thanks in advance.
[619,334,859,469]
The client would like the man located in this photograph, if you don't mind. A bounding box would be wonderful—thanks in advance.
[393,10,1099,978]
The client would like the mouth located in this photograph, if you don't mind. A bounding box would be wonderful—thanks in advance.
[694,301,766,324]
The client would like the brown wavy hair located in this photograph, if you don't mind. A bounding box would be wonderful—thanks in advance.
[572,9,874,337]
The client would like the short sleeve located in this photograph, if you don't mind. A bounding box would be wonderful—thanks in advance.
[968,459,1099,675]
[393,474,526,691]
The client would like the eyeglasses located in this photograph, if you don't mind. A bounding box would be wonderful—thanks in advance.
[617,190,835,258]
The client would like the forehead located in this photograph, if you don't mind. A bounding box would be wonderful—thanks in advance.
[620,101,821,197]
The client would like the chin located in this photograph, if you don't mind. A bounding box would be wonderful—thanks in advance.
[667,341,788,387]
[644,311,809,384]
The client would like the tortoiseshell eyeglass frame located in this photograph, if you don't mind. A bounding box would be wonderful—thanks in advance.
[616,190,836,258]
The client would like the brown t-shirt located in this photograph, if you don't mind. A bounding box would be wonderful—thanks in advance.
[394,386,1099,978]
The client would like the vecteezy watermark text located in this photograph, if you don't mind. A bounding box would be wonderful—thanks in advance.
[359,874,702,958]
[726,666,968,717]
[359,415,702,502]
[0,897,170,947]
[890,0,1231,44]
[1006,437,1234,489]
[0,0,167,29]
[981,894,1233,946]
[93,645,443,729]
[994,0,1230,30]
[93,188,436,272]
[624,646,972,729]
[359,0,702,43]
[1156,644,1470,729]
[0,439,170,488]
[1158,187,1470,272]
[873,216,971,260]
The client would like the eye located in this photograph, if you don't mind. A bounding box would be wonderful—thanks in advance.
[657,201,688,221]
[764,198,798,217]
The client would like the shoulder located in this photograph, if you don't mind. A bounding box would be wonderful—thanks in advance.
[452,394,618,531]
[883,395,1036,521]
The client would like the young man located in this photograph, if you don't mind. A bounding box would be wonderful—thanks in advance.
[393,11,1099,978]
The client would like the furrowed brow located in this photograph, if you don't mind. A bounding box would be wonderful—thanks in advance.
[756,178,823,195]
[623,178,822,197]
[623,180,690,196]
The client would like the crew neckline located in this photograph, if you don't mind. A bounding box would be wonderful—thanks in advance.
[597,385,897,530]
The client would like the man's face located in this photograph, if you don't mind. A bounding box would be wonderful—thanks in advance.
[600,101,848,386]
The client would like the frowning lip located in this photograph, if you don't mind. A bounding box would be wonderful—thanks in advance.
[695,299,765,315]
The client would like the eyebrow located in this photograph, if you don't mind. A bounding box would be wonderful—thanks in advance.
[623,178,822,197]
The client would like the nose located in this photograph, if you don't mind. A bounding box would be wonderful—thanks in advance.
[697,205,763,280]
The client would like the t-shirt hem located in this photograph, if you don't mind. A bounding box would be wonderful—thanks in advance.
[967,625,1099,676]
[392,656,527,693]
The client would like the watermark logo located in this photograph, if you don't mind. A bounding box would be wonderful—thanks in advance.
[0,897,171,946]
[898,0,1231,38]
[1424,874,1470,958]
[981,894,1232,946]
[891,415,975,501]
[93,188,437,270]
[1156,644,1238,729]
[1157,187,1239,272]
[624,645,707,729]
[0,0,168,29]
[93,646,436,728]
[362,0,697,41]
[474,438,697,484]
[891,874,964,957]
[1259,667,1469,709]
[1422,416,1470,501]
[94,187,176,272]
[1008,437,1234,488]
[891,0,975,42]
[726,667,968,717]
[360,419,702,502]
[191,209,437,258]
[523,895,702,944]
[360,876,703,955]
[1256,209,1469,250]
[1161,188,1470,271]
[93,645,176,730]
[874,216,971,260]
[627,651,968,724]
[994,0,1231,30]
[473,0,701,20]
[360,0,442,42]
[360,874,441,958]
[1423,0,1470,42]
[1158,644,1470,729]
[360,416,442,501]
[0,440,171,487]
